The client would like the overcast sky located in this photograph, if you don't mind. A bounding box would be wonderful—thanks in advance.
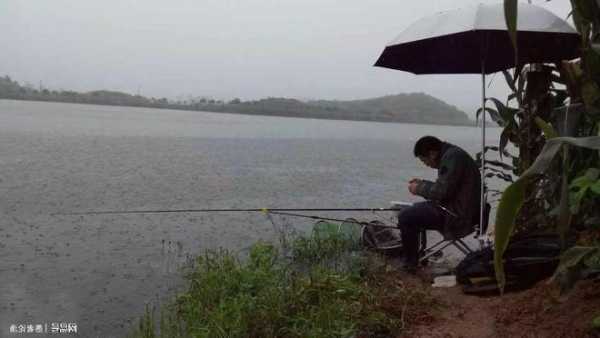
[1,0,571,115]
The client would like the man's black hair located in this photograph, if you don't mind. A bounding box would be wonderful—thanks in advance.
[413,136,443,157]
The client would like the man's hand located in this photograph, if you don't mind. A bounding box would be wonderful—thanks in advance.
[408,178,420,195]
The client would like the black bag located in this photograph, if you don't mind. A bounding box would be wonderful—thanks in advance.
[456,234,562,294]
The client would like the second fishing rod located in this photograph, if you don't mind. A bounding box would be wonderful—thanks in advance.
[56,207,405,229]
[58,207,405,216]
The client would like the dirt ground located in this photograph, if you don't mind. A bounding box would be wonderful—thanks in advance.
[397,272,600,338]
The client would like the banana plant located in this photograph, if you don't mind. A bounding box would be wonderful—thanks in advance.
[553,245,600,294]
[494,137,600,292]
[569,168,600,215]
[497,0,600,294]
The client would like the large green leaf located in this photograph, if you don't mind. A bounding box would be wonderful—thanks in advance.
[585,168,600,180]
[584,49,600,79]
[569,168,600,214]
[487,97,519,123]
[534,117,558,139]
[503,65,525,105]
[571,175,591,188]
[592,316,600,330]
[502,70,518,94]
[591,180,600,194]
[570,0,586,35]
[572,0,597,22]
[552,246,598,293]
[555,246,597,274]
[504,0,518,56]
[499,121,517,161]
[584,246,600,267]
[494,179,526,293]
[476,107,504,127]
[552,89,570,107]
[558,147,571,248]
[486,159,515,171]
[494,136,600,293]
[558,168,571,246]
[570,190,585,215]
[507,93,518,103]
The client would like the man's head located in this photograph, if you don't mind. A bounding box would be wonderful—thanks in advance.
[413,136,443,168]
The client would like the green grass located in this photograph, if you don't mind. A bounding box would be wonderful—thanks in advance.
[128,222,438,338]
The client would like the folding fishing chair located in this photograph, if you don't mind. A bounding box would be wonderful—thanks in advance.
[390,201,491,265]
[418,202,490,264]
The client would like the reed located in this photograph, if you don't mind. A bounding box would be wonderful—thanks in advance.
[128,223,438,338]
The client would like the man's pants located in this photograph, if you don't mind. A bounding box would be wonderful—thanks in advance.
[397,201,445,267]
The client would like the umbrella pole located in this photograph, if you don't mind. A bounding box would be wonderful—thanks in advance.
[480,60,486,247]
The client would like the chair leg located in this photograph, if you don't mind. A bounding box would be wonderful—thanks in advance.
[418,230,427,256]
[419,239,455,263]
[453,239,474,255]
[418,235,475,264]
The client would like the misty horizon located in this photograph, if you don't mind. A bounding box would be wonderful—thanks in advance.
[2,0,571,117]
[3,73,467,106]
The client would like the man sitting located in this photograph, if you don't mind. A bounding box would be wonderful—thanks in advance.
[399,136,481,273]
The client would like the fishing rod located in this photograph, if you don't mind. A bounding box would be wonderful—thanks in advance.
[55,208,401,229]
[54,207,401,216]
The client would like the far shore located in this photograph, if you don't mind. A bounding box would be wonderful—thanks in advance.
[1,97,495,127]
[1,75,481,127]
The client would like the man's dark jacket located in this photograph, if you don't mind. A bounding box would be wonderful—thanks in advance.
[415,142,481,236]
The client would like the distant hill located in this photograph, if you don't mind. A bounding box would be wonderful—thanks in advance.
[222,94,472,125]
[0,75,473,125]
[308,94,472,125]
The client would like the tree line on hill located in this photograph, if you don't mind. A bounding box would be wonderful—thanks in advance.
[0,75,473,125]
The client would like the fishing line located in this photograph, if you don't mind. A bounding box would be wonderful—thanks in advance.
[265,211,397,229]
[54,207,404,231]
[54,207,400,216]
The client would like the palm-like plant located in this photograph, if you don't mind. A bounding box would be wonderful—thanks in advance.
[494,0,600,293]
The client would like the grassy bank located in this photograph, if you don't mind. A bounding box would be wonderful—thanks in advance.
[127,223,438,338]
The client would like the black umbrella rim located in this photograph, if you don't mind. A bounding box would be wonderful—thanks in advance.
[374,29,581,75]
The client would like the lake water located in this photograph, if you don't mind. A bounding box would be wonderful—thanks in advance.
[0,100,501,337]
